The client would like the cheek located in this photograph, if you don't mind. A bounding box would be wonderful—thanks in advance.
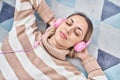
[54,29,72,47]
[55,28,60,38]
[69,35,82,45]
[70,39,78,46]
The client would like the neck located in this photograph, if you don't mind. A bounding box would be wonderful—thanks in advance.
[48,35,64,49]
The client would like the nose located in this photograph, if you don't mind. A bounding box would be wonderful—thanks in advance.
[66,26,75,35]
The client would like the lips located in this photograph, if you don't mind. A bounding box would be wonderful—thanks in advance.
[60,31,67,40]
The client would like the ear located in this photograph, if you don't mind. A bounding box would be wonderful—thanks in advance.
[54,18,65,28]
[74,40,91,52]
[74,41,86,52]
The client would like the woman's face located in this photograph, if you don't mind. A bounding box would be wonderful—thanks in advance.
[53,15,88,49]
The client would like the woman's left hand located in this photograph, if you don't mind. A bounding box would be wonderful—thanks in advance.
[48,17,56,26]
[73,48,91,61]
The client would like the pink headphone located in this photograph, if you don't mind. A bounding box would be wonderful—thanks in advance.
[54,18,91,52]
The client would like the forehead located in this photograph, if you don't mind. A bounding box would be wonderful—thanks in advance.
[68,15,88,33]
[68,15,87,26]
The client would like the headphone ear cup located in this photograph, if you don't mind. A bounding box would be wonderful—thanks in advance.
[74,41,86,52]
[54,18,65,28]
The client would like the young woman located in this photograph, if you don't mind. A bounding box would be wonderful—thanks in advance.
[0,0,108,80]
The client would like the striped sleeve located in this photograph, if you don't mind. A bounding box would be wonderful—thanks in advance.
[82,57,108,80]
[29,0,54,23]
[14,0,54,25]
[0,0,55,79]
[62,57,108,80]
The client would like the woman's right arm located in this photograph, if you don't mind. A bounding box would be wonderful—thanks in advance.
[29,0,55,24]
[14,0,54,27]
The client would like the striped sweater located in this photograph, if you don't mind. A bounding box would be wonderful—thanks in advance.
[0,0,108,80]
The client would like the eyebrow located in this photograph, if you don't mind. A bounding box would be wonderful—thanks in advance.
[70,18,83,35]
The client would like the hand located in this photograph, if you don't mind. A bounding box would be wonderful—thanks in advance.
[73,48,91,61]
[48,17,56,26]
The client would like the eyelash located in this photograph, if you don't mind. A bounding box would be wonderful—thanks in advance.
[75,30,79,36]
[65,22,71,26]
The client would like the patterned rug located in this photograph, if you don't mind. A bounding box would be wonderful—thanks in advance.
[0,0,120,80]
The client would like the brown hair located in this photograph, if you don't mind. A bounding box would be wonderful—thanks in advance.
[67,12,93,42]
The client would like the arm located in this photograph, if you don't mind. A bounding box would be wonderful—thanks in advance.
[74,49,108,80]
[29,0,55,24]
[12,0,55,40]
[14,0,54,26]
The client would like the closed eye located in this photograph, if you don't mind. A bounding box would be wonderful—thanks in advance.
[65,19,73,26]
[65,22,71,26]
[70,18,83,35]
[77,27,83,36]
[75,28,82,36]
